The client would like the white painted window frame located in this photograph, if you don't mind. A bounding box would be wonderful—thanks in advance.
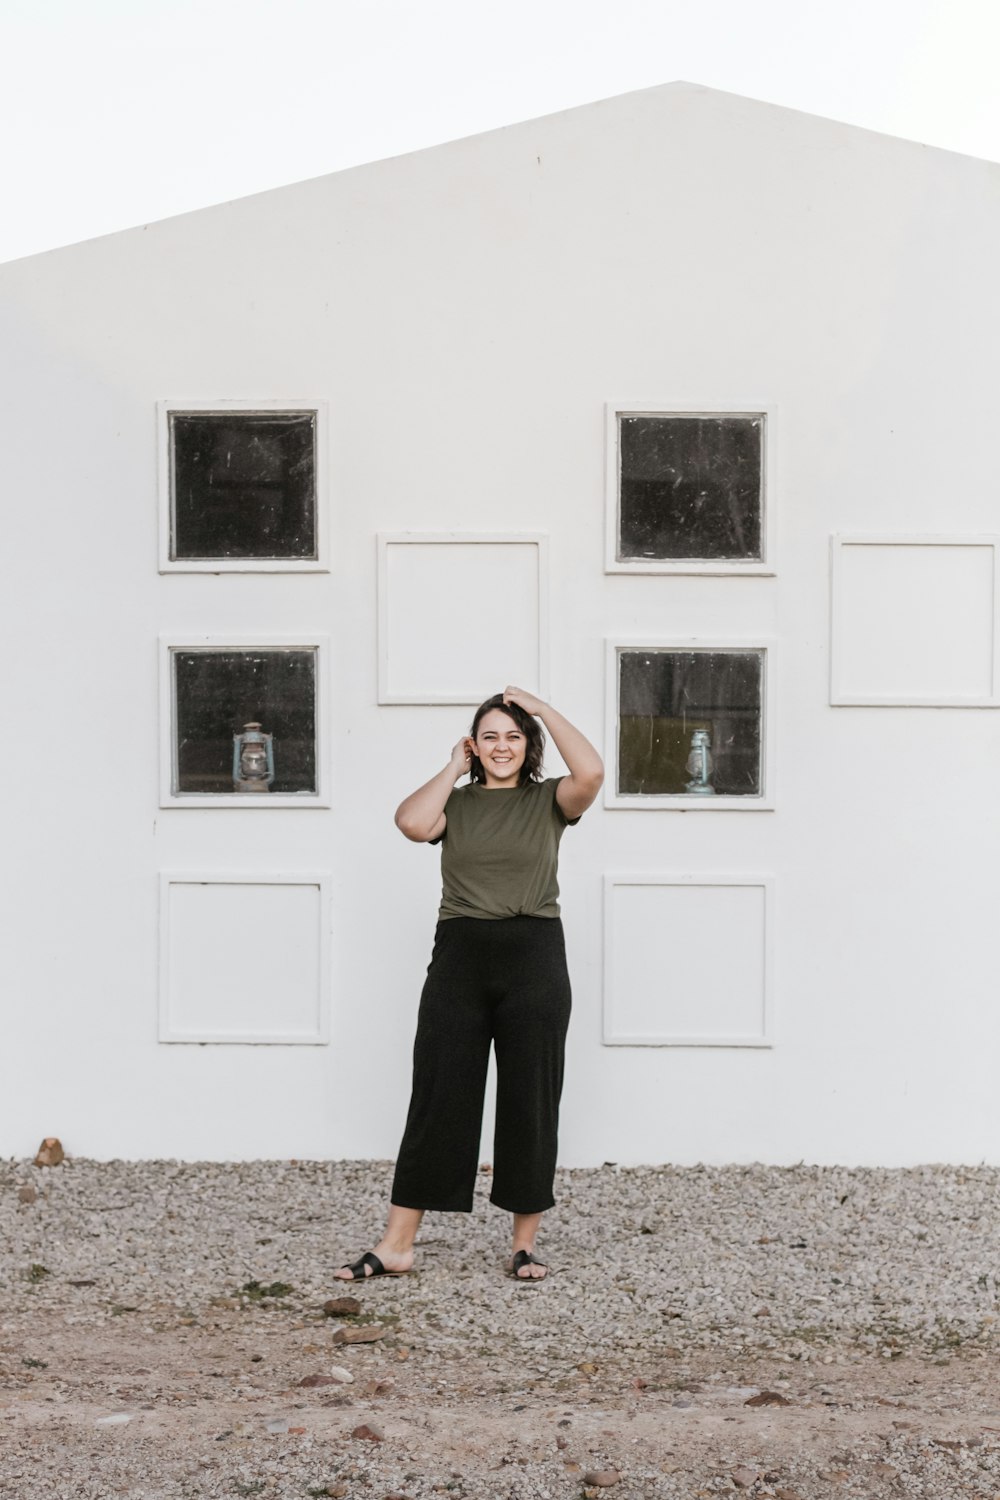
[377,531,550,704]
[158,871,331,1044]
[605,637,776,810]
[604,400,777,576]
[603,872,775,1047]
[159,632,331,808]
[157,398,331,573]
[829,533,1000,707]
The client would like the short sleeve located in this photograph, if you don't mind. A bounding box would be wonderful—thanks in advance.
[551,775,581,828]
[429,786,461,845]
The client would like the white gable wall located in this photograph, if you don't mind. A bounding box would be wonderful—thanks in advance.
[1,83,998,1164]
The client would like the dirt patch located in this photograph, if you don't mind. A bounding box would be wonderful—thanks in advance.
[3,1304,1000,1497]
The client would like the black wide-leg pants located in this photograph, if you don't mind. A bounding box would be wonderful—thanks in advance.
[391,916,572,1215]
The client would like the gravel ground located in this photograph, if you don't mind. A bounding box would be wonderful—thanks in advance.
[2,1157,1000,1499]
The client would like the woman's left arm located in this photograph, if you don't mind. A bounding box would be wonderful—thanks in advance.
[503,686,604,820]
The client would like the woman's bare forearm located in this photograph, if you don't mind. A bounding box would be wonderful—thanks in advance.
[394,742,470,841]
[536,705,604,788]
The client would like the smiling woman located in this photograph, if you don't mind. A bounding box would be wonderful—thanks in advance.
[335,686,603,1285]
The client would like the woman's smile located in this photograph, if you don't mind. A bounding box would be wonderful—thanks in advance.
[474,709,527,787]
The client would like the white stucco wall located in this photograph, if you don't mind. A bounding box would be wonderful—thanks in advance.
[2,82,998,1165]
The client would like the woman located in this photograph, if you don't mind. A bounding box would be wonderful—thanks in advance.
[335,686,603,1283]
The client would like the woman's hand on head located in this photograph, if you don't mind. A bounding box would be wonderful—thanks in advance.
[450,736,474,775]
[502,685,546,718]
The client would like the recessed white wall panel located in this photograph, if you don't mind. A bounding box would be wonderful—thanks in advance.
[160,875,329,1043]
[379,535,547,703]
[831,538,998,705]
[604,876,772,1046]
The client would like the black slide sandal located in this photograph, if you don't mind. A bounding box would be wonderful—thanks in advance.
[510,1249,548,1282]
[339,1251,407,1280]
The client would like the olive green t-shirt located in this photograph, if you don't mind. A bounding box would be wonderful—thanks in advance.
[433,776,579,921]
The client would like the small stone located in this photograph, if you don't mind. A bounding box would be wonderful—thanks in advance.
[95,1413,132,1427]
[351,1421,384,1441]
[17,1185,36,1204]
[745,1390,791,1407]
[34,1134,65,1170]
[34,1137,64,1167]
[363,1377,395,1395]
[556,1436,568,1450]
[298,1374,337,1387]
[731,1468,759,1489]
[328,1366,355,1384]
[582,1471,620,1487]
[266,1417,290,1434]
[563,1461,581,1473]
[872,1463,898,1476]
[323,1296,362,1317]
[288,1426,307,1434]
[324,1486,349,1498]
[775,1490,802,1500]
[333,1325,386,1344]
[577,1361,598,1375]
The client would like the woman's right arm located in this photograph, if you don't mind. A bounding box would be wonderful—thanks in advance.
[394,738,472,842]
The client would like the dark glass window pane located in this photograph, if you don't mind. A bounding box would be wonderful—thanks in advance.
[619,414,763,561]
[173,650,317,795]
[170,412,317,560]
[618,649,763,796]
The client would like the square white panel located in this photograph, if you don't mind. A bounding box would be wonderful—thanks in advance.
[378,534,548,704]
[603,875,773,1046]
[831,537,1000,706]
[159,874,329,1043]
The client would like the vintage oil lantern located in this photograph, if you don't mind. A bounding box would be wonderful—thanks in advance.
[232,721,275,792]
[684,728,715,795]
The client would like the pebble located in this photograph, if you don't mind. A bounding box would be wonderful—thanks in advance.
[333,1325,385,1344]
[323,1295,362,1317]
[351,1421,385,1442]
[33,1138,64,1168]
[582,1470,621,1486]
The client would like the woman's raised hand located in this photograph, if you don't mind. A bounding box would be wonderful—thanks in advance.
[503,685,546,717]
[450,736,474,775]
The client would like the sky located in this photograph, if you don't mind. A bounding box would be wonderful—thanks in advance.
[1,0,999,264]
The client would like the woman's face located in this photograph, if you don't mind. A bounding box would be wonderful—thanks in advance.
[473,709,527,787]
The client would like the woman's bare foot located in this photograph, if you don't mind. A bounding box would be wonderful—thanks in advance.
[508,1247,548,1280]
[333,1241,414,1280]
[333,1204,422,1280]
[510,1210,547,1279]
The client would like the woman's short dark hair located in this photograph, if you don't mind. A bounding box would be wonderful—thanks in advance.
[469,694,545,785]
